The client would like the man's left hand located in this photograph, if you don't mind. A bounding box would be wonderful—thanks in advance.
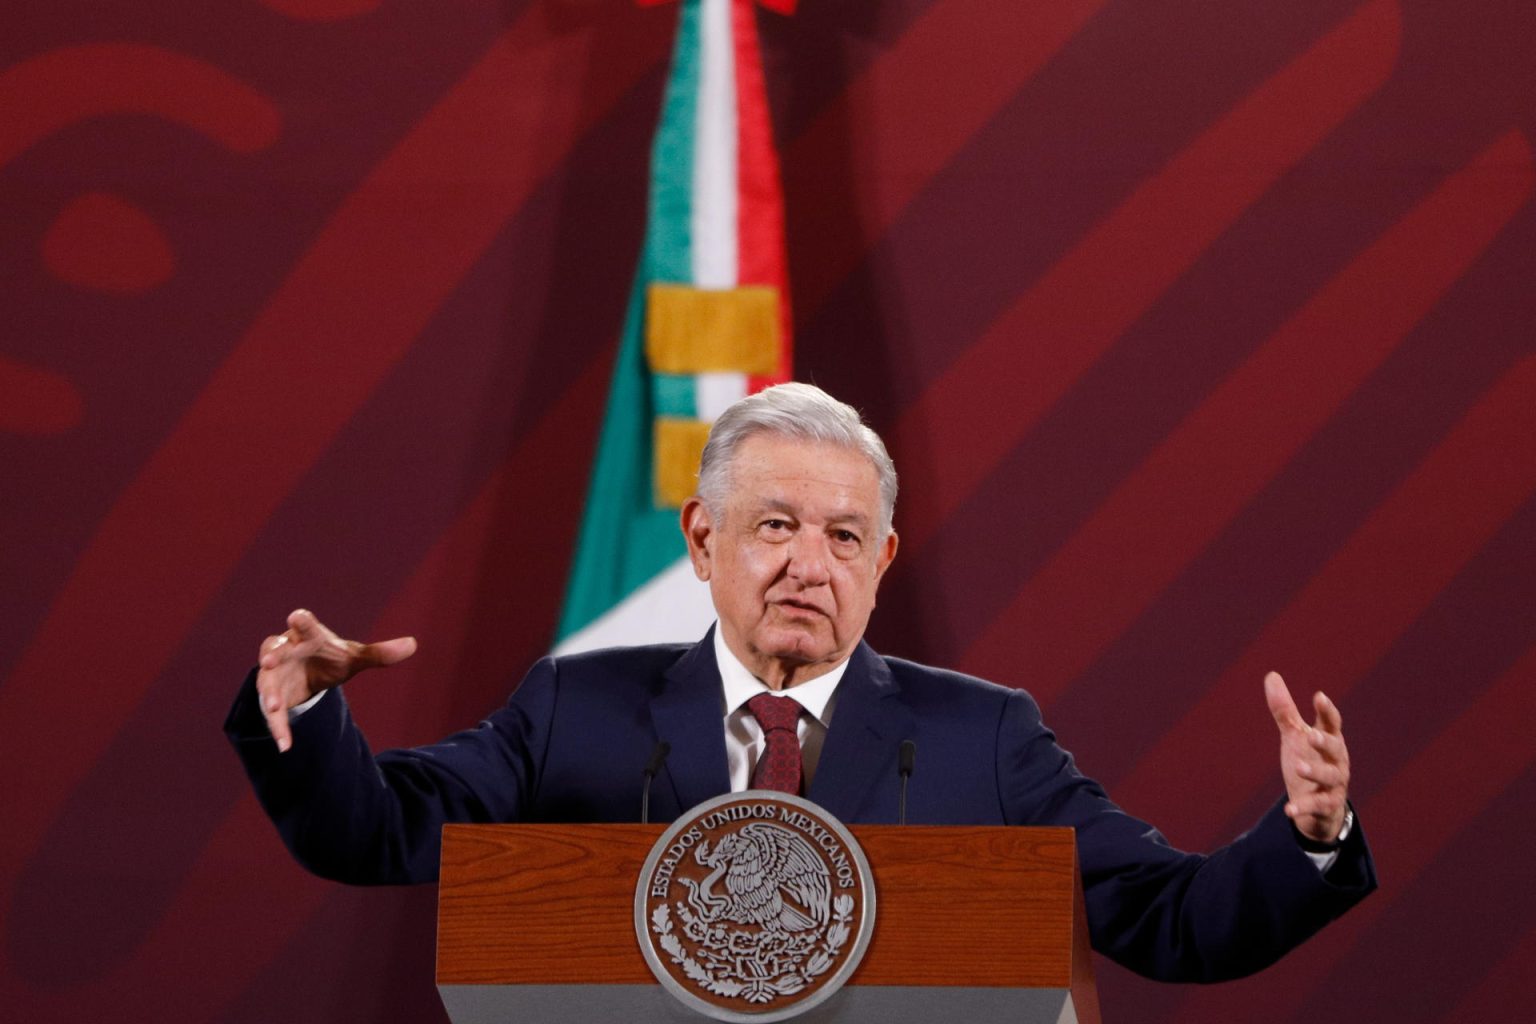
[1265,671,1351,844]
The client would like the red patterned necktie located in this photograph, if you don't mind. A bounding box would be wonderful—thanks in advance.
[747,693,804,795]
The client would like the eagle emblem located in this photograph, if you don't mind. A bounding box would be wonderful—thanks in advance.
[680,822,831,934]
[636,793,875,1021]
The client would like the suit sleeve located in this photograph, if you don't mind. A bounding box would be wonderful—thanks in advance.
[223,658,561,885]
[995,688,1376,982]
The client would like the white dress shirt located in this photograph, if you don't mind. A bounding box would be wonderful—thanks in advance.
[713,624,848,792]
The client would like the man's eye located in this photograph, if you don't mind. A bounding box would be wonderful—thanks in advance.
[761,519,789,531]
[833,530,860,545]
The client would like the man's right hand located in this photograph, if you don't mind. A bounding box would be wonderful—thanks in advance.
[256,608,417,753]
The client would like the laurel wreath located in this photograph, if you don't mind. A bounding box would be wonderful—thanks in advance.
[651,894,856,1003]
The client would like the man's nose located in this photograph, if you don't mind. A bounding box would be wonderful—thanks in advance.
[786,533,831,586]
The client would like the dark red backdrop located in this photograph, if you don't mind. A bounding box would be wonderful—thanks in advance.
[3,1,1533,1021]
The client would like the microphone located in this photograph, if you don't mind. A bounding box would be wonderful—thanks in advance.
[897,739,916,826]
[640,741,671,825]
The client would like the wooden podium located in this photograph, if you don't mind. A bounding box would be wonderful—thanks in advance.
[437,822,1100,1024]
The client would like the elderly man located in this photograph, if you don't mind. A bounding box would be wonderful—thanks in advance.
[227,382,1374,983]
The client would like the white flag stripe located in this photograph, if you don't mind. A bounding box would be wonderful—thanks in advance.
[692,0,738,289]
[696,371,749,420]
[553,556,718,654]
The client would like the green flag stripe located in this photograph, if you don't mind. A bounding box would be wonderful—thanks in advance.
[652,373,699,418]
[556,0,703,641]
[644,0,700,286]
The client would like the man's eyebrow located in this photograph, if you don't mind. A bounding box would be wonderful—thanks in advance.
[827,511,873,529]
[746,499,799,519]
[744,500,870,526]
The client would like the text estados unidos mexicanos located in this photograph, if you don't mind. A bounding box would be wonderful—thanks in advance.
[649,803,858,897]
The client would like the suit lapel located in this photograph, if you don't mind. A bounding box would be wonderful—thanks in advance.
[649,628,732,813]
[808,642,914,820]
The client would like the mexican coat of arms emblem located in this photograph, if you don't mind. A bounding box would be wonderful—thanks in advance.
[635,792,876,1022]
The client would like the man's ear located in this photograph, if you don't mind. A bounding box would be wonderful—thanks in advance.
[873,528,898,584]
[680,497,715,581]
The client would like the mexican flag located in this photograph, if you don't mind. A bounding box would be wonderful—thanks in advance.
[555,0,794,653]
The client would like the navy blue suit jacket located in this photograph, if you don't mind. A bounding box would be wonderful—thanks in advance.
[227,630,1375,982]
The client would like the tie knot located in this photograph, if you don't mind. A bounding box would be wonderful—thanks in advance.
[747,693,803,734]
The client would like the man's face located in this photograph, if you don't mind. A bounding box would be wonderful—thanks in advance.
[682,434,898,688]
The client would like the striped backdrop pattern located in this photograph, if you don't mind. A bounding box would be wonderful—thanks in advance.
[1,2,1532,1022]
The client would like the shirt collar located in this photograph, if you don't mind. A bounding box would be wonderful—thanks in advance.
[713,623,847,727]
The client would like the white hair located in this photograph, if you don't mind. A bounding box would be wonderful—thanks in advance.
[696,382,897,536]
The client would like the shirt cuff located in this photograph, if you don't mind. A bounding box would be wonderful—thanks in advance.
[289,689,327,719]
[1300,806,1354,874]
[1304,847,1340,873]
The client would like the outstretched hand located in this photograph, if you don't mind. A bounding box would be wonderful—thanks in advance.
[1265,671,1351,844]
[255,608,417,753]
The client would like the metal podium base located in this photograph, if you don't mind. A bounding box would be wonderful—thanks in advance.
[439,983,1080,1024]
